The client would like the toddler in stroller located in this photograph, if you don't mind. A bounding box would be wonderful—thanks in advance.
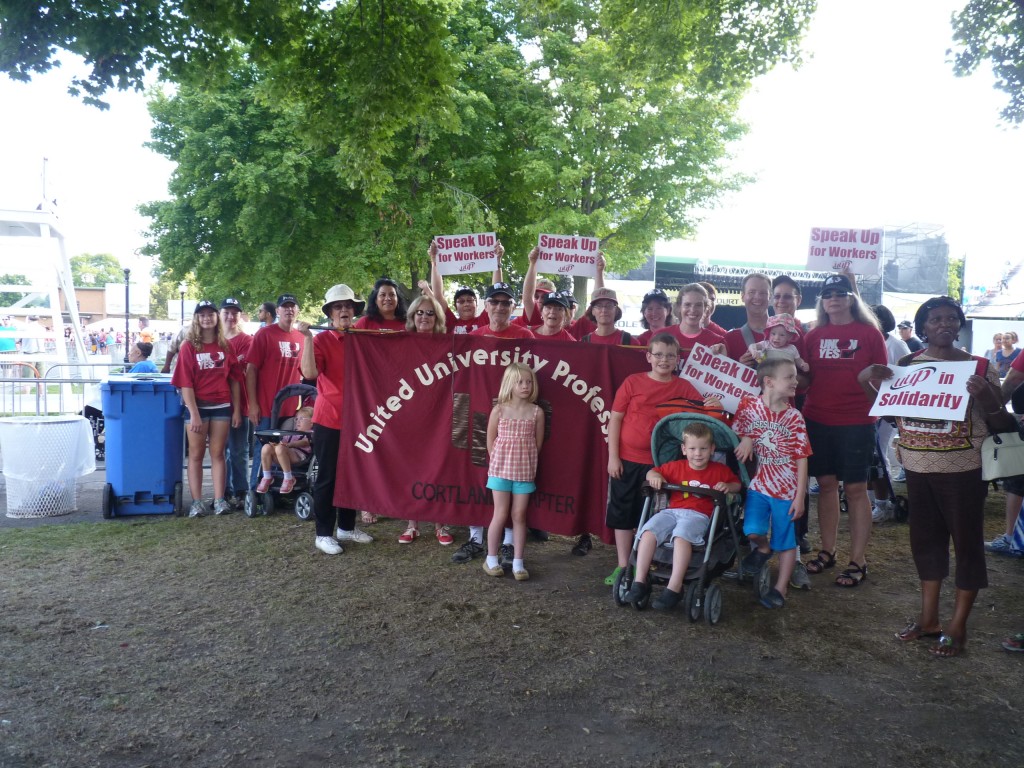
[245,383,318,519]
[616,415,748,623]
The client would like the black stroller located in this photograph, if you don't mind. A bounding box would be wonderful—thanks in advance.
[612,413,755,624]
[244,383,318,520]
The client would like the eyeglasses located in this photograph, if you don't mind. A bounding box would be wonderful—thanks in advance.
[415,310,435,317]
[648,352,679,360]
[487,299,513,307]
[773,293,797,301]
[821,290,849,299]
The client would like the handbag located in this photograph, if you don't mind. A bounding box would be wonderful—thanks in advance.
[981,429,1024,481]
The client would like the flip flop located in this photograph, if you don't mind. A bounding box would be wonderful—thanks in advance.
[929,634,965,658]
[895,622,943,642]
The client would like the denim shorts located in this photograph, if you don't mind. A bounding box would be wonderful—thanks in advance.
[185,404,232,423]
[486,476,536,494]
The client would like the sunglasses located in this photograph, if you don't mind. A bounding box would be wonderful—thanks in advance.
[487,299,513,307]
[415,310,435,317]
[821,290,850,299]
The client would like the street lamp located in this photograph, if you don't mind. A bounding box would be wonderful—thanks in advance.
[178,281,187,326]
[123,268,131,365]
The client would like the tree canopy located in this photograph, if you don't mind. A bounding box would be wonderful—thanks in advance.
[138,2,815,305]
[70,253,124,288]
[950,0,1024,124]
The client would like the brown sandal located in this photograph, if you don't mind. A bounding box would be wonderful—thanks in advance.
[805,549,836,575]
[835,561,867,588]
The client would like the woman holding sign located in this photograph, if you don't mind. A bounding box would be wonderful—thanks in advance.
[857,296,1011,657]
[801,274,887,588]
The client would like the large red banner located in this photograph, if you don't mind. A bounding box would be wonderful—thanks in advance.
[334,333,649,538]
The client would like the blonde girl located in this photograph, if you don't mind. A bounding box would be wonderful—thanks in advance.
[482,363,545,581]
[171,300,241,517]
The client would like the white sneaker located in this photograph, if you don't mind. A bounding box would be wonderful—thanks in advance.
[336,527,373,543]
[808,481,819,495]
[188,500,206,518]
[315,536,343,555]
[871,501,893,523]
[213,498,232,515]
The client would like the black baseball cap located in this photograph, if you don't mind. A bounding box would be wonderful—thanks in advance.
[194,300,216,313]
[453,286,478,301]
[820,274,854,295]
[277,293,299,307]
[485,283,514,300]
[541,291,569,309]
[220,297,242,310]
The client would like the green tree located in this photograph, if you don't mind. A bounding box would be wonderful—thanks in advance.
[950,0,1024,123]
[140,2,816,301]
[0,273,32,308]
[948,255,965,302]
[70,253,124,288]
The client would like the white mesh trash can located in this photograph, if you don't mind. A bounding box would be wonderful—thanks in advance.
[0,416,96,518]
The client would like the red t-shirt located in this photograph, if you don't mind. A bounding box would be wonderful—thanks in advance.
[581,330,639,346]
[312,330,347,430]
[612,372,704,464]
[444,308,489,335]
[172,340,237,405]
[1011,349,1024,374]
[802,322,887,426]
[661,326,725,367]
[227,332,252,414]
[531,327,577,342]
[354,316,406,331]
[706,320,728,336]
[655,460,739,517]
[567,315,595,339]
[247,324,305,418]
[470,324,535,339]
[732,394,812,501]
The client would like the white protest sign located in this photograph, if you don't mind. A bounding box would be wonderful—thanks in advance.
[535,234,600,278]
[681,343,761,414]
[433,233,499,276]
[807,227,883,275]
[868,361,976,421]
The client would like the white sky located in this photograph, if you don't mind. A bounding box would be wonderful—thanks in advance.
[0,0,1019,283]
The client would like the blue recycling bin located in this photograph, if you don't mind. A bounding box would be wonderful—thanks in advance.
[100,374,184,516]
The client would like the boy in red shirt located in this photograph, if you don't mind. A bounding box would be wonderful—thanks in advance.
[602,333,723,584]
[623,421,741,609]
[733,358,812,609]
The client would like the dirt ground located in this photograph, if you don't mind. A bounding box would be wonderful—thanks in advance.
[1,484,1022,768]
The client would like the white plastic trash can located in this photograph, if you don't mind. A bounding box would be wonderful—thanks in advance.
[0,416,96,518]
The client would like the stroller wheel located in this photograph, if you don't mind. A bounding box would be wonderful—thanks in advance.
[244,490,260,519]
[261,491,275,516]
[684,582,701,623]
[612,567,632,607]
[704,582,723,625]
[294,492,314,521]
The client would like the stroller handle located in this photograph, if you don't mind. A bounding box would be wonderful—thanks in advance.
[641,482,728,507]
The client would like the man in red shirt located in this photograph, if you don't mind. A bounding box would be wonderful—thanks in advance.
[245,293,305,490]
[470,284,536,339]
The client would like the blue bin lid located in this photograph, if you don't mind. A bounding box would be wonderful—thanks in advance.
[101,374,179,393]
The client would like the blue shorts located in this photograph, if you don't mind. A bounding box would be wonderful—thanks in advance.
[486,476,536,495]
[743,489,797,552]
[185,404,232,423]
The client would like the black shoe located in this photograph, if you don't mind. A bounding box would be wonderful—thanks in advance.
[653,587,683,610]
[571,534,593,556]
[798,536,811,555]
[740,549,771,577]
[499,543,514,569]
[451,539,484,564]
[529,527,549,542]
[623,580,651,603]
